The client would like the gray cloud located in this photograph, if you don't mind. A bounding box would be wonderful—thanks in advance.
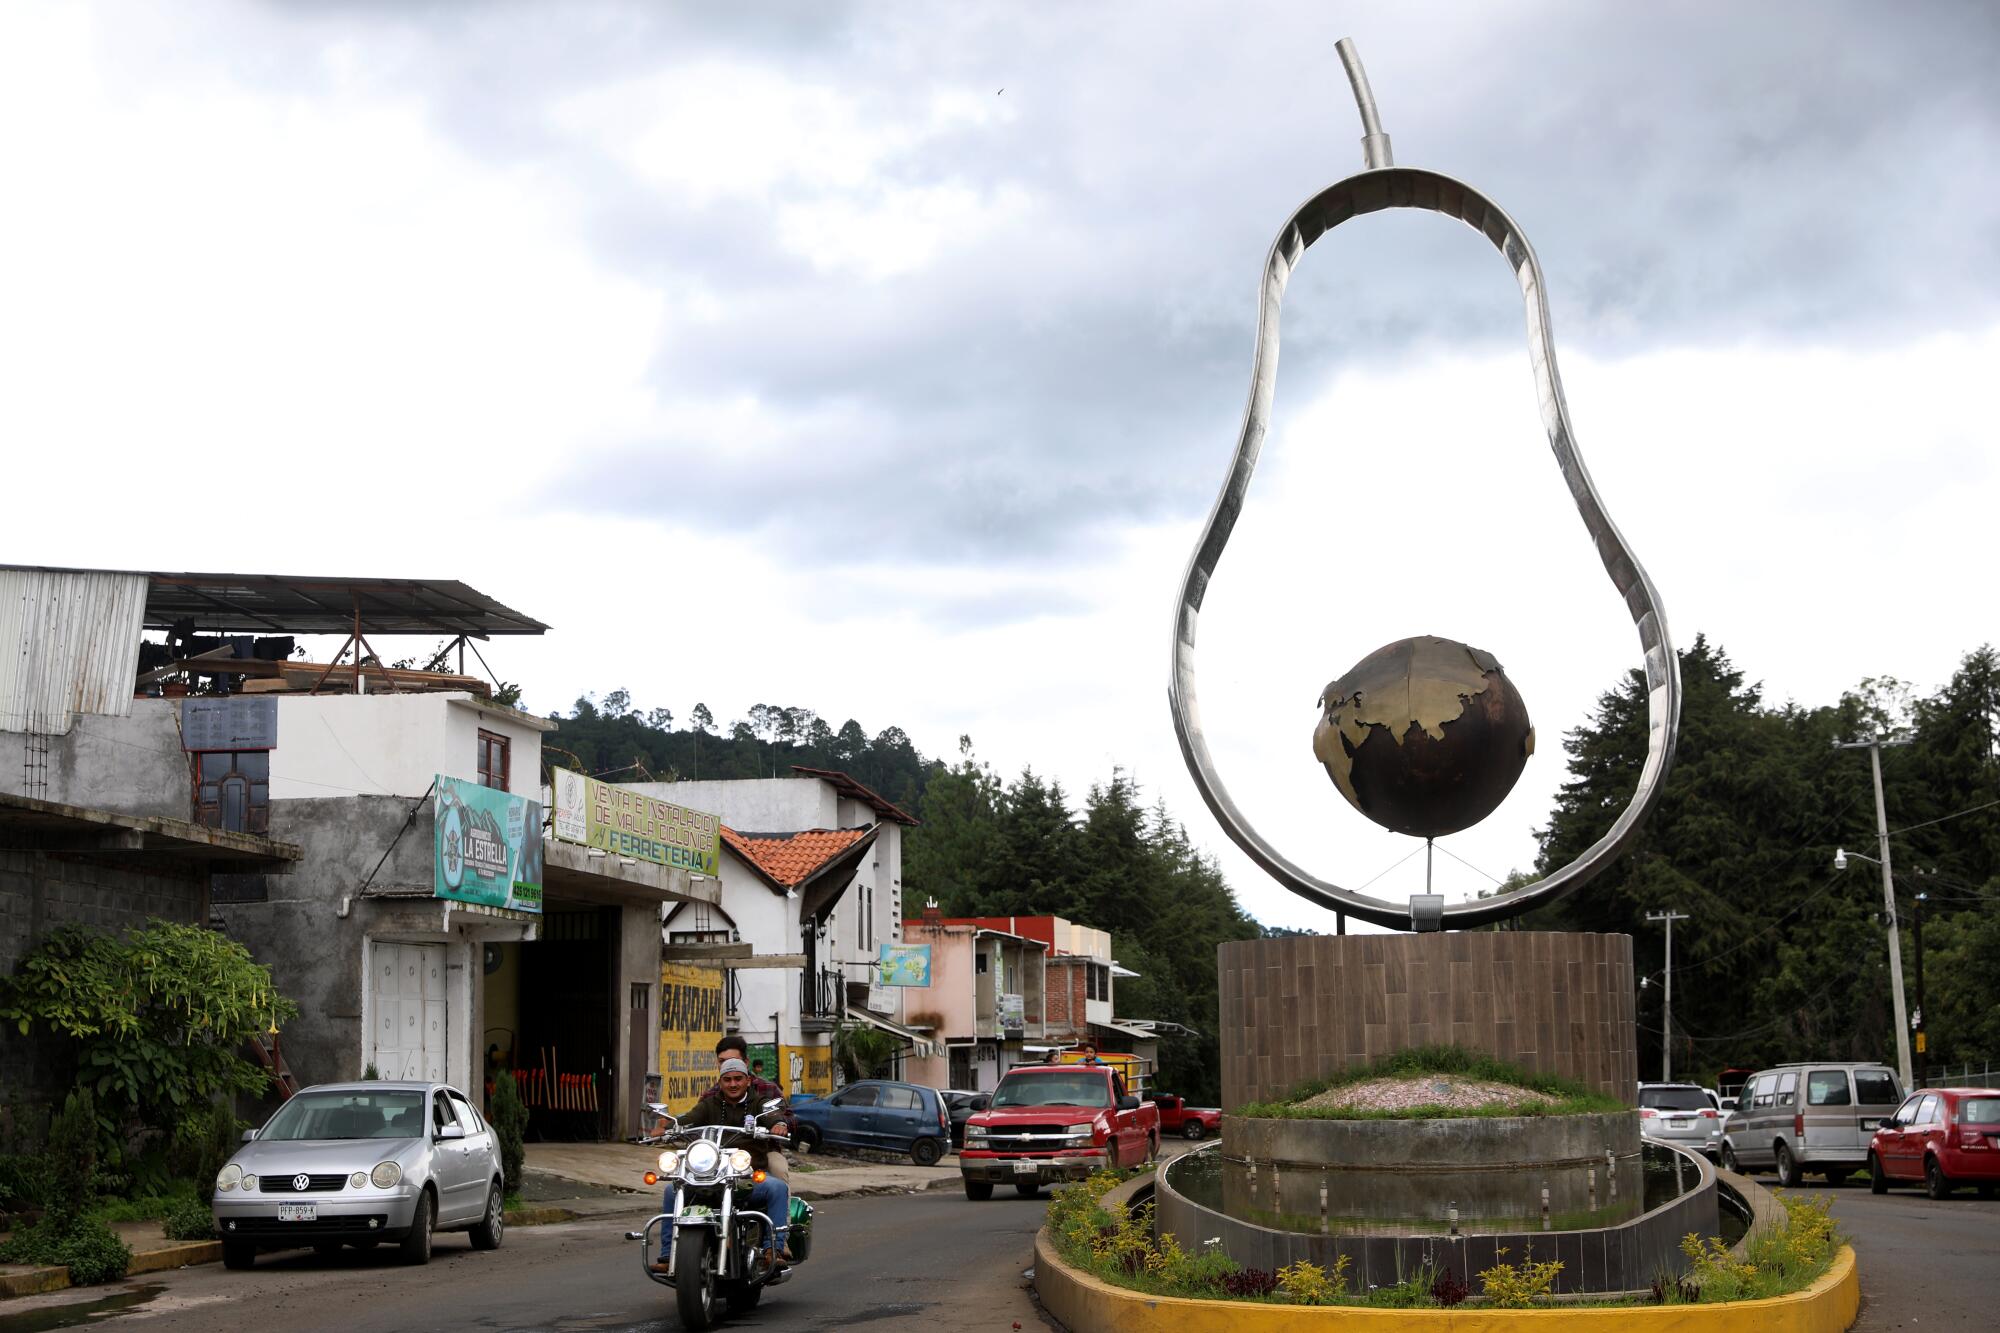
[202,2,2000,576]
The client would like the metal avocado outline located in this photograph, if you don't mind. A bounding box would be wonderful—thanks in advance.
[1168,39,1681,931]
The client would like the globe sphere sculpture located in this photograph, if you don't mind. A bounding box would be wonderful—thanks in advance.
[1312,636,1534,839]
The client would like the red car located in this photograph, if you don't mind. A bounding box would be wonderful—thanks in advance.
[1868,1087,2000,1199]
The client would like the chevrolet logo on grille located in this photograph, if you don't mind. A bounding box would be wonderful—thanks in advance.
[293,1174,311,1192]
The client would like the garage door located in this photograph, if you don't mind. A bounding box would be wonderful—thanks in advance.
[370,943,447,1081]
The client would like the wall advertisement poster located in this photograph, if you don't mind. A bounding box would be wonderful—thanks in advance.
[433,774,543,913]
[551,768,721,876]
[658,961,725,1104]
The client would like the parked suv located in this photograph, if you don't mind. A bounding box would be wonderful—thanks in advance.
[1868,1087,2000,1199]
[1638,1083,1722,1159]
[1718,1062,1902,1186]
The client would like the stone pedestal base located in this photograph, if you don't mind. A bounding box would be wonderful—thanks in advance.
[1218,932,1636,1109]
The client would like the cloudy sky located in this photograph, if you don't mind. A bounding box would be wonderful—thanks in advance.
[4,1,1995,931]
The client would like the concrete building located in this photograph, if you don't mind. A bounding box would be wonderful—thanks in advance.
[895,912,1171,1092]
[644,768,929,1095]
[894,911,1052,1093]
[0,566,714,1140]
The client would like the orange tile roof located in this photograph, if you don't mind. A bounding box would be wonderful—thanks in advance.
[721,825,875,889]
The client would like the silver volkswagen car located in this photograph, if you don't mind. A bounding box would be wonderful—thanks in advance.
[212,1081,505,1267]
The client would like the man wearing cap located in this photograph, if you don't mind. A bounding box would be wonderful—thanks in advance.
[706,1034,794,1183]
[652,1058,790,1273]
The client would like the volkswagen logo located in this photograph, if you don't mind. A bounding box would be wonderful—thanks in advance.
[293,1174,311,1192]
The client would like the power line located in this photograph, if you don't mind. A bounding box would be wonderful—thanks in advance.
[1889,796,2000,838]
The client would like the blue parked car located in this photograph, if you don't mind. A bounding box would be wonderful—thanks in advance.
[790,1080,952,1166]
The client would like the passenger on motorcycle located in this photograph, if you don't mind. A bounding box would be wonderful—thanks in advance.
[652,1059,791,1272]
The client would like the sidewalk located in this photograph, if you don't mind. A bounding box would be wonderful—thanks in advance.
[525,1141,964,1202]
[0,1219,220,1299]
[0,1180,642,1300]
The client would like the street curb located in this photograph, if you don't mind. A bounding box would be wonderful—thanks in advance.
[1033,1229,1860,1332]
[791,1175,963,1201]
[0,1266,71,1298]
[505,1206,580,1227]
[128,1241,223,1275]
[2,1239,225,1301]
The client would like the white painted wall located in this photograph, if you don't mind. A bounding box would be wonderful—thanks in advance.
[270,693,547,801]
[646,776,908,1025]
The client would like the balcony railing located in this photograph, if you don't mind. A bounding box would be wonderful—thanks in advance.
[800,966,845,1030]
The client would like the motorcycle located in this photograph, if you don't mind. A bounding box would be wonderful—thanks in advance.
[625,1100,815,1329]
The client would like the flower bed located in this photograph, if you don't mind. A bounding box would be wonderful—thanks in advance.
[1045,1168,1843,1311]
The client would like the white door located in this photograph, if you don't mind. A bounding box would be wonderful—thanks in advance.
[371,944,447,1082]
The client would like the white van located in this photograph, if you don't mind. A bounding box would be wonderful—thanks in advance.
[1718,1062,1901,1186]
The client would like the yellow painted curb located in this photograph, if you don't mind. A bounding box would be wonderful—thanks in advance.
[1033,1230,1859,1333]
[128,1241,222,1275]
[0,1265,71,1298]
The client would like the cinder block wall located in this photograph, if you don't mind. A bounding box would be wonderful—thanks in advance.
[1218,932,1637,1109]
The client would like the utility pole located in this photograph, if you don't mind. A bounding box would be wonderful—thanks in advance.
[1912,877,1929,1087]
[1645,910,1689,1083]
[1837,734,1914,1091]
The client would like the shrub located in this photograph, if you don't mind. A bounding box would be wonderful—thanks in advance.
[0,922,298,1153]
[172,1101,241,1205]
[0,1149,56,1215]
[1276,1255,1347,1304]
[161,1191,216,1242]
[488,1063,529,1196]
[0,1216,132,1285]
[1477,1246,1564,1308]
[44,1088,104,1226]
[1430,1266,1471,1307]
[1220,1267,1278,1298]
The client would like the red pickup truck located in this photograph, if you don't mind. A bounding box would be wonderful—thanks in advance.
[959,1063,1161,1200]
[1150,1093,1222,1140]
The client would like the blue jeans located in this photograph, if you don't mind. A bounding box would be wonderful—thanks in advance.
[658,1178,789,1261]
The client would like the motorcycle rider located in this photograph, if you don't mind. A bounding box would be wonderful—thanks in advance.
[652,1059,790,1274]
[708,1034,795,1183]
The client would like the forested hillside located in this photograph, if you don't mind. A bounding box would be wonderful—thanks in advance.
[1523,638,2000,1083]
[904,744,1263,1104]
[541,693,938,814]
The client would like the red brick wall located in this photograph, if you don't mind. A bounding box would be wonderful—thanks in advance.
[1045,964,1088,1039]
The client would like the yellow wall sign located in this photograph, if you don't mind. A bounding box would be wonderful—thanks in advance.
[778,1043,836,1098]
[658,962,725,1106]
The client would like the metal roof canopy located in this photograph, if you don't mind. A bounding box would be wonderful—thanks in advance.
[142,571,547,637]
[0,567,545,638]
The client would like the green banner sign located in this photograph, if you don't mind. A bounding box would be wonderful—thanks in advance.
[550,768,720,877]
[434,774,543,913]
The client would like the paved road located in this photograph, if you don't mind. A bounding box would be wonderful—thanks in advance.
[1832,1183,1997,1331]
[0,1188,1057,1333]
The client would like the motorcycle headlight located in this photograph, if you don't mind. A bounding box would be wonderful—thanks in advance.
[658,1149,682,1175]
[370,1161,403,1189]
[216,1164,243,1192]
[727,1148,753,1175]
[686,1140,720,1178]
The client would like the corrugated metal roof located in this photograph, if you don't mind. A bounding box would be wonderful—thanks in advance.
[0,567,147,734]
[0,565,547,637]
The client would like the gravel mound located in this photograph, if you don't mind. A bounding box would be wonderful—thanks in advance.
[1296,1075,1561,1115]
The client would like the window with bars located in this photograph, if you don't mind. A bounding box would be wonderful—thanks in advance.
[477,729,510,791]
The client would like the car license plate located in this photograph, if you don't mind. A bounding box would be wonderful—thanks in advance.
[1013,1161,1040,1176]
[277,1203,316,1222]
